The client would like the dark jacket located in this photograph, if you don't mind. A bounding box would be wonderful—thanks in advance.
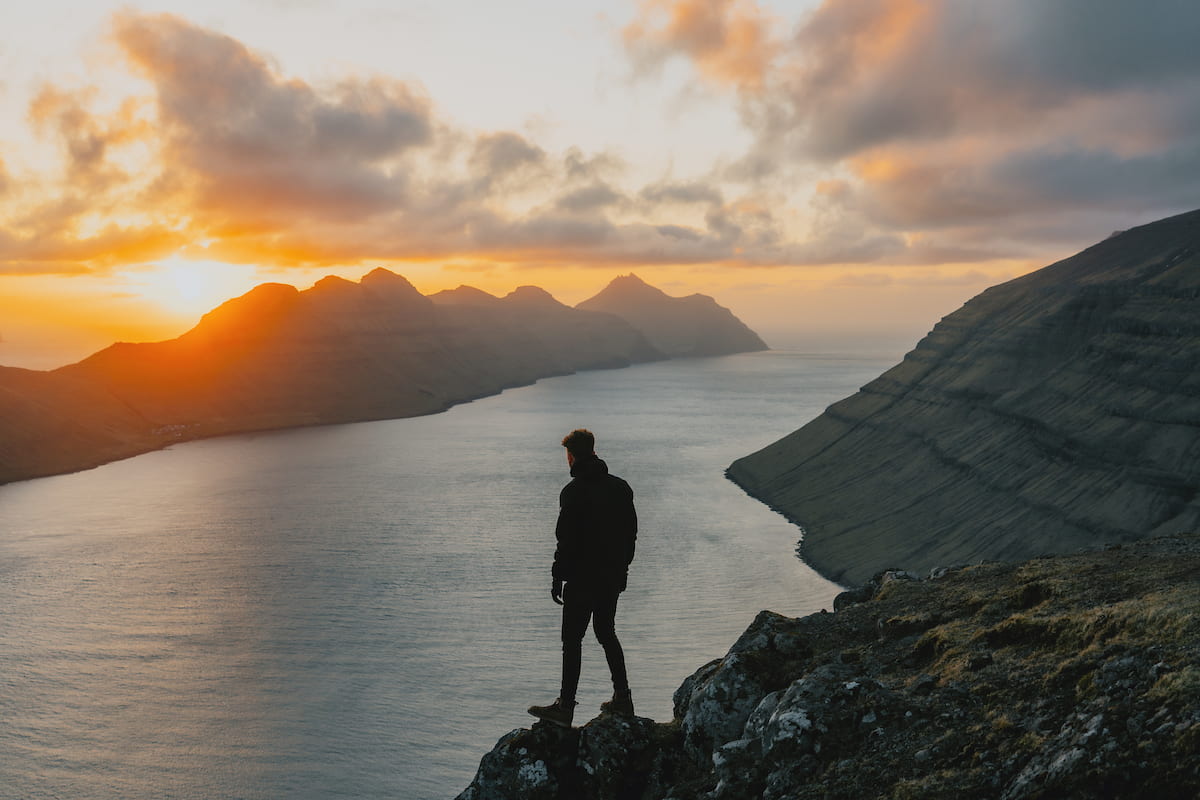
[552,454,637,591]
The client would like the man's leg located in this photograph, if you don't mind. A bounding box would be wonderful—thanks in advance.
[529,584,589,727]
[591,590,629,698]
[559,583,592,706]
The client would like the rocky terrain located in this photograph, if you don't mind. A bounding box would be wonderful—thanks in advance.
[728,208,1200,585]
[577,273,768,357]
[0,271,761,484]
[458,532,1200,799]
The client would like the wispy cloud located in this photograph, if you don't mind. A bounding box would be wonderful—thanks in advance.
[623,0,778,91]
[2,4,1196,279]
[3,10,846,275]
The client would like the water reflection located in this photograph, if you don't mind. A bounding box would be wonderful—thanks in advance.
[0,351,892,799]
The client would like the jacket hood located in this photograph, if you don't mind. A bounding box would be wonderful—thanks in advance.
[570,454,609,479]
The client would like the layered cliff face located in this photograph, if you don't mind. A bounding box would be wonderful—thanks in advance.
[459,532,1200,799]
[729,209,1200,585]
[577,273,768,357]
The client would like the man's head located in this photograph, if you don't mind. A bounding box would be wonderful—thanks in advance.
[562,429,595,465]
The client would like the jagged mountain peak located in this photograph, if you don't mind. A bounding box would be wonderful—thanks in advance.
[308,274,357,294]
[587,272,669,303]
[428,285,502,306]
[186,282,301,339]
[577,274,767,357]
[360,267,419,291]
[503,285,566,309]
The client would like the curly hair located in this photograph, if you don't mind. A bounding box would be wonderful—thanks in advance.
[561,428,595,458]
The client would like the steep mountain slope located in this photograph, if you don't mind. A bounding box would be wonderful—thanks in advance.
[0,366,166,484]
[577,274,768,357]
[729,209,1200,585]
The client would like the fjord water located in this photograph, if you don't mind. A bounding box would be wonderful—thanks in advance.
[0,351,892,799]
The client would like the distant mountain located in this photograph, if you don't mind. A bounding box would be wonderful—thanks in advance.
[0,270,764,484]
[53,268,661,438]
[0,366,164,484]
[577,273,768,357]
[728,208,1200,585]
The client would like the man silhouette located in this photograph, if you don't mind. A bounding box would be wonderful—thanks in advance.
[528,428,637,727]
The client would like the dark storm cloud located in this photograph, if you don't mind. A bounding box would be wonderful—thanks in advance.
[627,0,1200,259]
[771,0,1200,160]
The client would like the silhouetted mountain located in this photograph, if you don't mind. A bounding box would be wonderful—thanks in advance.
[577,273,768,357]
[1,270,763,484]
[729,208,1200,585]
[429,285,504,307]
[53,269,659,436]
[0,366,166,484]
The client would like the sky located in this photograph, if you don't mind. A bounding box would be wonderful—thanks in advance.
[3,0,1199,368]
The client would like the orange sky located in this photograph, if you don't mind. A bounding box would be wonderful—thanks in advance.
[3,1,1196,368]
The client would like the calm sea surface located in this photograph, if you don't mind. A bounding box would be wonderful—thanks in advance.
[0,350,893,799]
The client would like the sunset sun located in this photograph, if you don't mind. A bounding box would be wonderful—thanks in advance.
[124,257,260,319]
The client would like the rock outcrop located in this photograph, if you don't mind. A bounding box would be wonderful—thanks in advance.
[728,209,1200,585]
[577,274,768,357]
[0,270,763,484]
[458,532,1200,799]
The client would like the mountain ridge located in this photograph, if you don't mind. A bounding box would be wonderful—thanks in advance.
[0,271,765,485]
[578,272,768,357]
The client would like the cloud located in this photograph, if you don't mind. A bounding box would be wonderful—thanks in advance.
[5,10,847,274]
[563,148,626,183]
[627,0,1200,256]
[0,221,185,275]
[748,0,1200,161]
[113,11,431,225]
[623,0,778,91]
[554,183,626,213]
[639,179,723,207]
[7,4,1195,280]
[27,86,146,196]
[470,132,546,178]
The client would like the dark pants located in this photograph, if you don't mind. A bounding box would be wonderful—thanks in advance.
[560,581,629,704]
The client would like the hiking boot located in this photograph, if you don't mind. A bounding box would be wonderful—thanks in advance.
[527,698,576,728]
[600,691,634,717]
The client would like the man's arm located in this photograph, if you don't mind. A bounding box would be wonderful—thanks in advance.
[621,480,637,568]
[552,483,583,581]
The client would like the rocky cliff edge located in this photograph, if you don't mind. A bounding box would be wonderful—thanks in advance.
[458,532,1200,799]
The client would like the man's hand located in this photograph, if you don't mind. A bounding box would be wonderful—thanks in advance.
[551,578,564,605]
